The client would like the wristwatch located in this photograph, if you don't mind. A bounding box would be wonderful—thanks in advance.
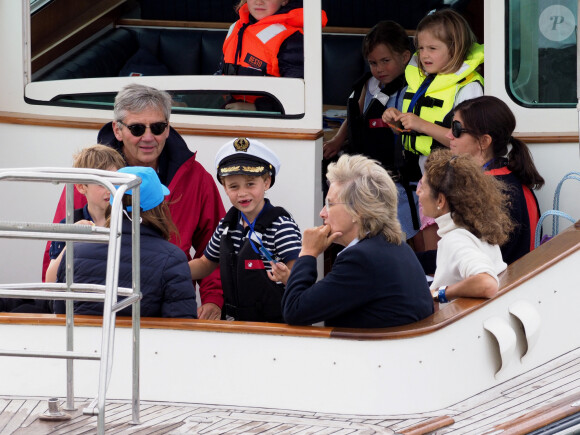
[432,286,449,303]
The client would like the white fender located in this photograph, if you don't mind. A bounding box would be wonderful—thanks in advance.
[483,316,517,379]
[509,299,542,362]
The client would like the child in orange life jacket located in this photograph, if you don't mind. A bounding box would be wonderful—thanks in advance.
[188,138,302,323]
[217,0,327,111]
[381,9,483,251]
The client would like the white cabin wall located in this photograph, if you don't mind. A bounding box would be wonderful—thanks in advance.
[484,0,580,234]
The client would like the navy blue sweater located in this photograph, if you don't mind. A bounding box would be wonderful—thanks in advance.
[56,219,197,318]
[283,234,434,328]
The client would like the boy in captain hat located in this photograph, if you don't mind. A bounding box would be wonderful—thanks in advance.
[188,137,302,323]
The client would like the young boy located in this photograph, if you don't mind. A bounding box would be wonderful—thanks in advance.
[45,144,125,282]
[189,137,301,323]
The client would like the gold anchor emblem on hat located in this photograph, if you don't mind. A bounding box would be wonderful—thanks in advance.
[233,138,250,152]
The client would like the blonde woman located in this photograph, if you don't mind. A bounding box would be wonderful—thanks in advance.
[281,154,434,328]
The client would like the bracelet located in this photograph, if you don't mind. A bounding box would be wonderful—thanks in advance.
[437,286,449,303]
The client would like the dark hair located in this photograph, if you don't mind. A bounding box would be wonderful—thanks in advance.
[362,20,412,58]
[454,96,545,190]
[424,150,514,246]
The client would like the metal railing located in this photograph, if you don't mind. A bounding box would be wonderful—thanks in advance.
[0,167,142,434]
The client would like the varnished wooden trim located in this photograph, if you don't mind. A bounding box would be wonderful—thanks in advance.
[116,19,415,36]
[514,132,579,143]
[1,114,576,143]
[117,18,231,30]
[399,415,455,435]
[485,390,580,434]
[0,222,578,341]
[0,114,323,140]
[0,313,333,338]
[330,221,580,340]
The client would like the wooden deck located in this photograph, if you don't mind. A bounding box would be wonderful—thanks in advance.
[2,347,580,434]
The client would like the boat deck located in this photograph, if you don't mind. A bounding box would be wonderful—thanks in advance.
[2,347,580,434]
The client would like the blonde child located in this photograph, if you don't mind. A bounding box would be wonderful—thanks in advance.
[45,145,125,282]
[382,9,483,250]
[188,138,302,323]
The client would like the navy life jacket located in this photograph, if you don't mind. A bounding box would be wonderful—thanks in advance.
[347,72,421,230]
[219,205,290,323]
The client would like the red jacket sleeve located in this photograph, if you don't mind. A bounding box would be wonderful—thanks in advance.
[166,156,226,308]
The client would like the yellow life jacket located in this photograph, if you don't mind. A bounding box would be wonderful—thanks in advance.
[402,43,484,156]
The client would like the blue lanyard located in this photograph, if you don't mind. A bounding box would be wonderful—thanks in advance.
[482,158,495,170]
[392,88,405,142]
[407,74,435,113]
[240,209,276,262]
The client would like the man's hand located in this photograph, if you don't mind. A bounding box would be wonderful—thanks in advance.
[197,302,221,320]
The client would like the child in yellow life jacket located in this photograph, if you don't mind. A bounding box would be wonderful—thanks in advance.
[382,8,483,251]
[218,0,327,111]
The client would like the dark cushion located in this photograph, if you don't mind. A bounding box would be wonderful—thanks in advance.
[322,34,367,106]
[321,0,444,28]
[37,28,138,81]
[138,0,238,22]
[119,48,170,76]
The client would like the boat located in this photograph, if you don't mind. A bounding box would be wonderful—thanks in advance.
[0,0,579,433]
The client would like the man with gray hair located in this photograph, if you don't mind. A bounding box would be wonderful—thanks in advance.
[43,84,225,319]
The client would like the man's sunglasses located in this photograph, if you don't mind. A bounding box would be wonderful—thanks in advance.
[451,120,473,138]
[117,120,168,137]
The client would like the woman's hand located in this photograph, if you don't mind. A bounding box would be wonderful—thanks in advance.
[267,262,290,285]
[300,225,342,258]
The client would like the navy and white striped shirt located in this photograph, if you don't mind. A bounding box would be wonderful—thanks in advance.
[204,207,302,272]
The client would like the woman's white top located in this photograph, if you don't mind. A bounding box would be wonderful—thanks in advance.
[430,213,507,290]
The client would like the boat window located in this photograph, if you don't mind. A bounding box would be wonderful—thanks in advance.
[507,0,577,107]
[30,0,52,14]
[26,0,304,119]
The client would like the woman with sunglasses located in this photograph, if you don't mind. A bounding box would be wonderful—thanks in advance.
[446,95,544,264]
[417,150,514,304]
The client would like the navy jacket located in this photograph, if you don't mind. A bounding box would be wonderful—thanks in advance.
[55,219,197,318]
[283,234,434,328]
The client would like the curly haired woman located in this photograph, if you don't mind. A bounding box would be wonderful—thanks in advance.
[417,150,514,304]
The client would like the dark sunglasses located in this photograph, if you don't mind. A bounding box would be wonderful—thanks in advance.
[117,120,168,137]
[451,120,473,138]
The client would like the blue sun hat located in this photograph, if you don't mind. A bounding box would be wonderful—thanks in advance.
[215,137,281,187]
[112,166,170,211]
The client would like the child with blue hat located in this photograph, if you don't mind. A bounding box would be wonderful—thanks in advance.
[189,137,302,323]
[55,166,197,318]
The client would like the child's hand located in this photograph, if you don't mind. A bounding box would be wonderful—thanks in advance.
[225,102,257,111]
[396,112,428,134]
[75,219,94,226]
[197,302,222,320]
[267,261,290,285]
[323,137,342,159]
[382,107,401,123]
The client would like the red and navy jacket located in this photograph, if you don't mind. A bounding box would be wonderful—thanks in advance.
[486,164,540,264]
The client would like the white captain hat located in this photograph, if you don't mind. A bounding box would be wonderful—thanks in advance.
[215,137,281,186]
